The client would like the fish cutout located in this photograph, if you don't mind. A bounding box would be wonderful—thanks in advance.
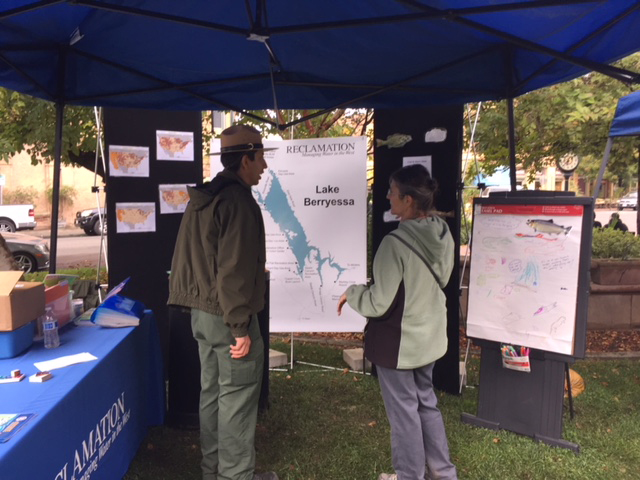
[376,133,412,149]
[526,219,572,235]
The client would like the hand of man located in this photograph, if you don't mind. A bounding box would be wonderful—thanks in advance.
[337,293,348,316]
[230,335,252,359]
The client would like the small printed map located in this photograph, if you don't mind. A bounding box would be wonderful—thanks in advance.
[156,130,194,161]
[115,202,156,233]
[159,184,193,214]
[109,145,149,177]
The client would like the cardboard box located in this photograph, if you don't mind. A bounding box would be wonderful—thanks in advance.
[0,271,45,331]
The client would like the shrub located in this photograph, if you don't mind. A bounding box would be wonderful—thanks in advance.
[46,185,77,208]
[3,186,38,204]
[460,213,472,245]
[592,227,640,260]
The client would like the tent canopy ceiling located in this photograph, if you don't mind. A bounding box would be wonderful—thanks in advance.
[610,90,640,137]
[1,0,640,128]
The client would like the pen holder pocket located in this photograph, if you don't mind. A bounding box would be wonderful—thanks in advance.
[501,352,531,372]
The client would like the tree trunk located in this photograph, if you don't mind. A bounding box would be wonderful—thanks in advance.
[0,233,20,271]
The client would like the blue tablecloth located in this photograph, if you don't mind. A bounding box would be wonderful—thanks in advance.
[0,311,165,480]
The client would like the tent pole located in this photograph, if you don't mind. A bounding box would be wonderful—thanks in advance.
[48,100,65,273]
[593,137,613,201]
[507,97,517,190]
[636,144,639,236]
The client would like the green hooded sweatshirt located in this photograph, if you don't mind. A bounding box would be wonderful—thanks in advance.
[346,215,454,369]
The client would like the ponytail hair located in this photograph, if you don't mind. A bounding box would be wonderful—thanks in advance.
[389,164,438,213]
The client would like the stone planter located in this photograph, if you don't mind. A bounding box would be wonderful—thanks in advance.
[590,259,640,285]
[589,259,640,329]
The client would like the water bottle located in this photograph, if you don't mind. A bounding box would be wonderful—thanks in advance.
[42,307,61,349]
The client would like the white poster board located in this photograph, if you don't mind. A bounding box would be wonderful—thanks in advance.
[466,202,585,355]
[211,136,368,332]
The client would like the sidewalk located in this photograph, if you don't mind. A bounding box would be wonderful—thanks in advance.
[31,222,87,239]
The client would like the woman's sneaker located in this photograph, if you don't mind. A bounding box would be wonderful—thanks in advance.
[378,474,397,480]
[253,473,278,480]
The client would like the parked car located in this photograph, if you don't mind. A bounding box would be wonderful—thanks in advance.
[74,207,107,236]
[0,204,37,232]
[3,232,50,273]
[618,191,638,211]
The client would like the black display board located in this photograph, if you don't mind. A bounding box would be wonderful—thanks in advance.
[373,107,463,395]
[103,108,202,360]
[103,109,271,428]
[104,108,203,427]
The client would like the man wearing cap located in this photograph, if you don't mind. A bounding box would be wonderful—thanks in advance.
[169,124,277,480]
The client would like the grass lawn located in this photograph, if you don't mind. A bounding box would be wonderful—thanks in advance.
[123,341,640,480]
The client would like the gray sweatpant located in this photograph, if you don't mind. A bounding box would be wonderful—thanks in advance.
[377,363,457,480]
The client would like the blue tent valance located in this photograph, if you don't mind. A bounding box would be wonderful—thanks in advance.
[0,0,640,124]
[610,90,640,137]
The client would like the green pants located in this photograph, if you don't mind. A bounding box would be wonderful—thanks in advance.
[191,309,264,480]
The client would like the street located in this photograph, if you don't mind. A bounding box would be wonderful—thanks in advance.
[55,234,106,269]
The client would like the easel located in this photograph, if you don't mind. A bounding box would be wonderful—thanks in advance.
[90,107,109,302]
[461,340,579,452]
[460,194,593,452]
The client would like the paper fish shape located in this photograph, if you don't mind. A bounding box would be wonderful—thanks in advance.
[376,133,412,149]
[424,128,447,143]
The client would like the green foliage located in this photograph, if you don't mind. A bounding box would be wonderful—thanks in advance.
[2,185,38,204]
[592,228,640,260]
[24,267,107,284]
[235,109,373,142]
[466,53,640,185]
[0,88,97,166]
[460,214,472,246]
[45,185,76,207]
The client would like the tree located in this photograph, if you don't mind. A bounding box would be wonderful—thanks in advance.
[0,89,100,174]
[466,53,640,188]
[207,108,375,180]
[231,109,373,142]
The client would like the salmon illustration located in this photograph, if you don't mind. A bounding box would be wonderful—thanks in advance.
[526,219,572,235]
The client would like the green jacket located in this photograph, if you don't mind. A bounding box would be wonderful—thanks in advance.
[346,216,454,369]
[167,170,266,337]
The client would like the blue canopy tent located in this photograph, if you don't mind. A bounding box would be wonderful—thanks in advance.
[593,90,640,229]
[1,0,640,270]
[609,90,640,137]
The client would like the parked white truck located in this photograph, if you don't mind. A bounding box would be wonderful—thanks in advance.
[0,204,37,232]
